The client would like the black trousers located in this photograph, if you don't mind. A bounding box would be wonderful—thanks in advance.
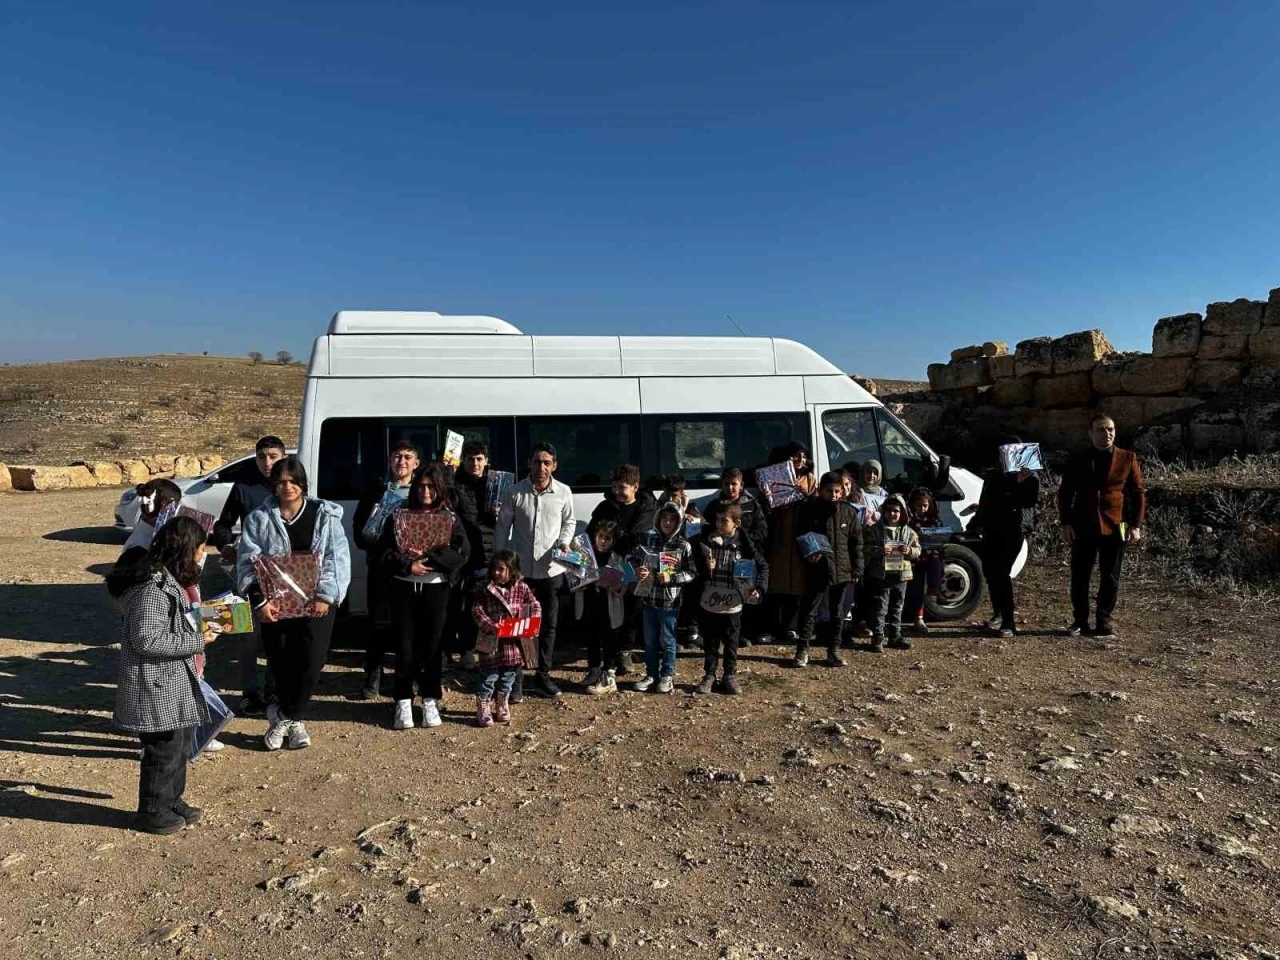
[525,576,562,678]
[363,566,393,677]
[447,583,479,655]
[391,580,451,701]
[583,591,623,669]
[240,619,276,698]
[981,534,1023,630]
[1071,533,1126,630]
[676,586,701,641]
[700,611,741,676]
[766,593,802,638]
[138,726,194,816]
[262,608,336,720]
[799,582,849,647]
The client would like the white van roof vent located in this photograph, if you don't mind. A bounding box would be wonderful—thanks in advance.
[328,311,523,335]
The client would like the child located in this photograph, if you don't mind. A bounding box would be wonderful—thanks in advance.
[863,494,922,652]
[574,519,626,695]
[794,472,863,667]
[904,487,945,636]
[632,502,697,694]
[860,460,886,497]
[694,504,768,695]
[471,550,541,727]
[659,474,703,649]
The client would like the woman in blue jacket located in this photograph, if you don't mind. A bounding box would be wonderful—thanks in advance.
[237,456,351,752]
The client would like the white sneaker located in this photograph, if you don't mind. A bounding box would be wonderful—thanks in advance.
[633,676,655,693]
[393,699,415,730]
[263,704,290,752]
[421,699,442,728]
[202,738,225,753]
[287,721,311,750]
[587,670,617,695]
[581,666,603,689]
[656,675,674,694]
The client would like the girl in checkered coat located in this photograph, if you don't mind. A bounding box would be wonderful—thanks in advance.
[471,550,541,727]
[107,516,214,836]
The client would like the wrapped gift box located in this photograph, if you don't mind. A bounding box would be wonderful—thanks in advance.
[252,551,320,620]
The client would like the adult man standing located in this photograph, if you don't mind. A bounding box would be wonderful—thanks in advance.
[494,442,576,699]
[1057,414,1146,638]
[351,440,420,699]
[210,435,287,715]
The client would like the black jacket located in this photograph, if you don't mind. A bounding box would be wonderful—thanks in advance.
[351,478,410,553]
[210,474,274,550]
[972,469,1039,541]
[374,507,471,585]
[796,498,864,588]
[451,467,495,574]
[590,489,657,559]
[703,492,768,555]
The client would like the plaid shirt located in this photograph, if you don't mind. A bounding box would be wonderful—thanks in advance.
[698,530,770,595]
[631,531,696,611]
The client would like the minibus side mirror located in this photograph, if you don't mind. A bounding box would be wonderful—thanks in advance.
[929,455,951,493]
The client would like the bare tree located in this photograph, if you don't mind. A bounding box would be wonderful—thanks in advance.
[248,351,263,364]
[275,350,293,365]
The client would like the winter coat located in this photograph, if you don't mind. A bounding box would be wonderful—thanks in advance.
[973,468,1040,541]
[703,491,768,555]
[375,505,471,585]
[632,503,697,611]
[113,571,210,734]
[237,497,352,606]
[863,494,922,583]
[590,489,657,558]
[451,467,496,572]
[796,497,865,589]
[765,500,807,595]
[694,527,769,613]
[472,578,542,669]
[573,545,627,630]
[1056,447,1145,537]
[210,474,274,551]
[352,477,412,553]
[494,477,577,579]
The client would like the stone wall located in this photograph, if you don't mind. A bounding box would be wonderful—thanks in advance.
[2,453,226,492]
[892,287,1280,459]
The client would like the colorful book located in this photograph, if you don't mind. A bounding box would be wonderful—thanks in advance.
[393,508,456,558]
[442,430,465,469]
[918,525,954,548]
[252,551,320,619]
[484,470,515,514]
[196,594,254,634]
[563,533,601,591]
[796,532,833,558]
[361,487,407,541]
[596,565,625,592]
[999,442,1044,473]
[755,460,804,509]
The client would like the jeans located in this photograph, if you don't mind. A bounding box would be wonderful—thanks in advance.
[390,580,451,701]
[477,667,518,700]
[1070,533,1126,630]
[871,578,907,641]
[799,582,849,647]
[700,611,741,677]
[525,576,562,679]
[138,726,194,816]
[261,608,336,720]
[642,606,679,679]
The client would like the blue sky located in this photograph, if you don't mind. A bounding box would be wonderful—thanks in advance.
[2,1,1278,379]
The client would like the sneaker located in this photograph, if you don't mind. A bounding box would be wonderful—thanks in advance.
[984,615,1002,631]
[888,638,912,650]
[721,675,742,696]
[858,626,874,639]
[421,699,443,728]
[910,618,930,636]
[286,721,311,750]
[755,632,775,646]
[633,675,655,693]
[587,670,618,695]
[695,673,716,694]
[475,698,493,728]
[393,699,415,730]
[460,649,478,670]
[826,647,847,667]
[532,675,561,699]
[581,666,603,690]
[656,675,674,694]
[133,810,186,835]
[785,630,800,644]
[240,692,268,717]
[171,800,203,825]
[263,704,290,752]
[870,637,886,653]
[1093,624,1117,639]
[1064,624,1086,637]
[494,691,511,723]
[997,628,1015,639]
[793,646,809,668]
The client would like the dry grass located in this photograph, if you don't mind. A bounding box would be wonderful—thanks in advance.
[0,355,304,463]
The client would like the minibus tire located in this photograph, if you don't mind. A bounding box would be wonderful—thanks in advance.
[924,543,986,622]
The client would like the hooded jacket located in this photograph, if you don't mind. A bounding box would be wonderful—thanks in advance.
[451,465,496,573]
[590,488,657,558]
[863,493,922,583]
[633,502,697,611]
[797,496,864,588]
[237,497,352,606]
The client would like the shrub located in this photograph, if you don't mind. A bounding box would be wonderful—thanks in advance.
[248,351,263,364]
[99,432,129,451]
[275,350,293,365]
[238,423,269,441]
[253,385,276,399]
[123,408,144,422]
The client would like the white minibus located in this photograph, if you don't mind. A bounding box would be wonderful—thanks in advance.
[299,312,1015,621]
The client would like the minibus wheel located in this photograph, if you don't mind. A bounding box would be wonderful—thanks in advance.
[924,543,986,621]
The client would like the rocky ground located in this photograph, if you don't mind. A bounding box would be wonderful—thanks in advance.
[1,489,1277,959]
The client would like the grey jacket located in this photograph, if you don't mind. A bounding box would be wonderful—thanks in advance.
[113,571,209,734]
[237,497,352,605]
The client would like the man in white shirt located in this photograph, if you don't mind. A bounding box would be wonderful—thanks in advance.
[494,442,576,699]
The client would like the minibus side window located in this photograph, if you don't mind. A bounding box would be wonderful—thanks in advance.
[317,418,385,500]
[875,408,931,490]
[516,415,641,492]
[650,413,810,488]
[821,409,878,473]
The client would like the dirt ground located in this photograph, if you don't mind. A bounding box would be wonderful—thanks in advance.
[1,489,1277,960]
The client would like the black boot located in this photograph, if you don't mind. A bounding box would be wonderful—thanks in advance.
[357,665,382,701]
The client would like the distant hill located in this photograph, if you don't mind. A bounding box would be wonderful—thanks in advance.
[0,355,305,463]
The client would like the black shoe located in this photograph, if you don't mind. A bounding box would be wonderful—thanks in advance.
[1064,624,1086,637]
[532,675,561,699]
[997,628,1015,639]
[172,800,203,825]
[1093,625,1117,639]
[239,693,267,717]
[134,810,187,835]
[721,675,742,696]
[756,632,775,645]
[888,638,912,650]
[354,667,382,701]
[870,638,885,653]
[614,653,633,677]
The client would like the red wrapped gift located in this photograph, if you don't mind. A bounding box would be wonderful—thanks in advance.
[496,613,542,639]
[252,552,320,619]
[393,508,455,558]
[177,504,216,534]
